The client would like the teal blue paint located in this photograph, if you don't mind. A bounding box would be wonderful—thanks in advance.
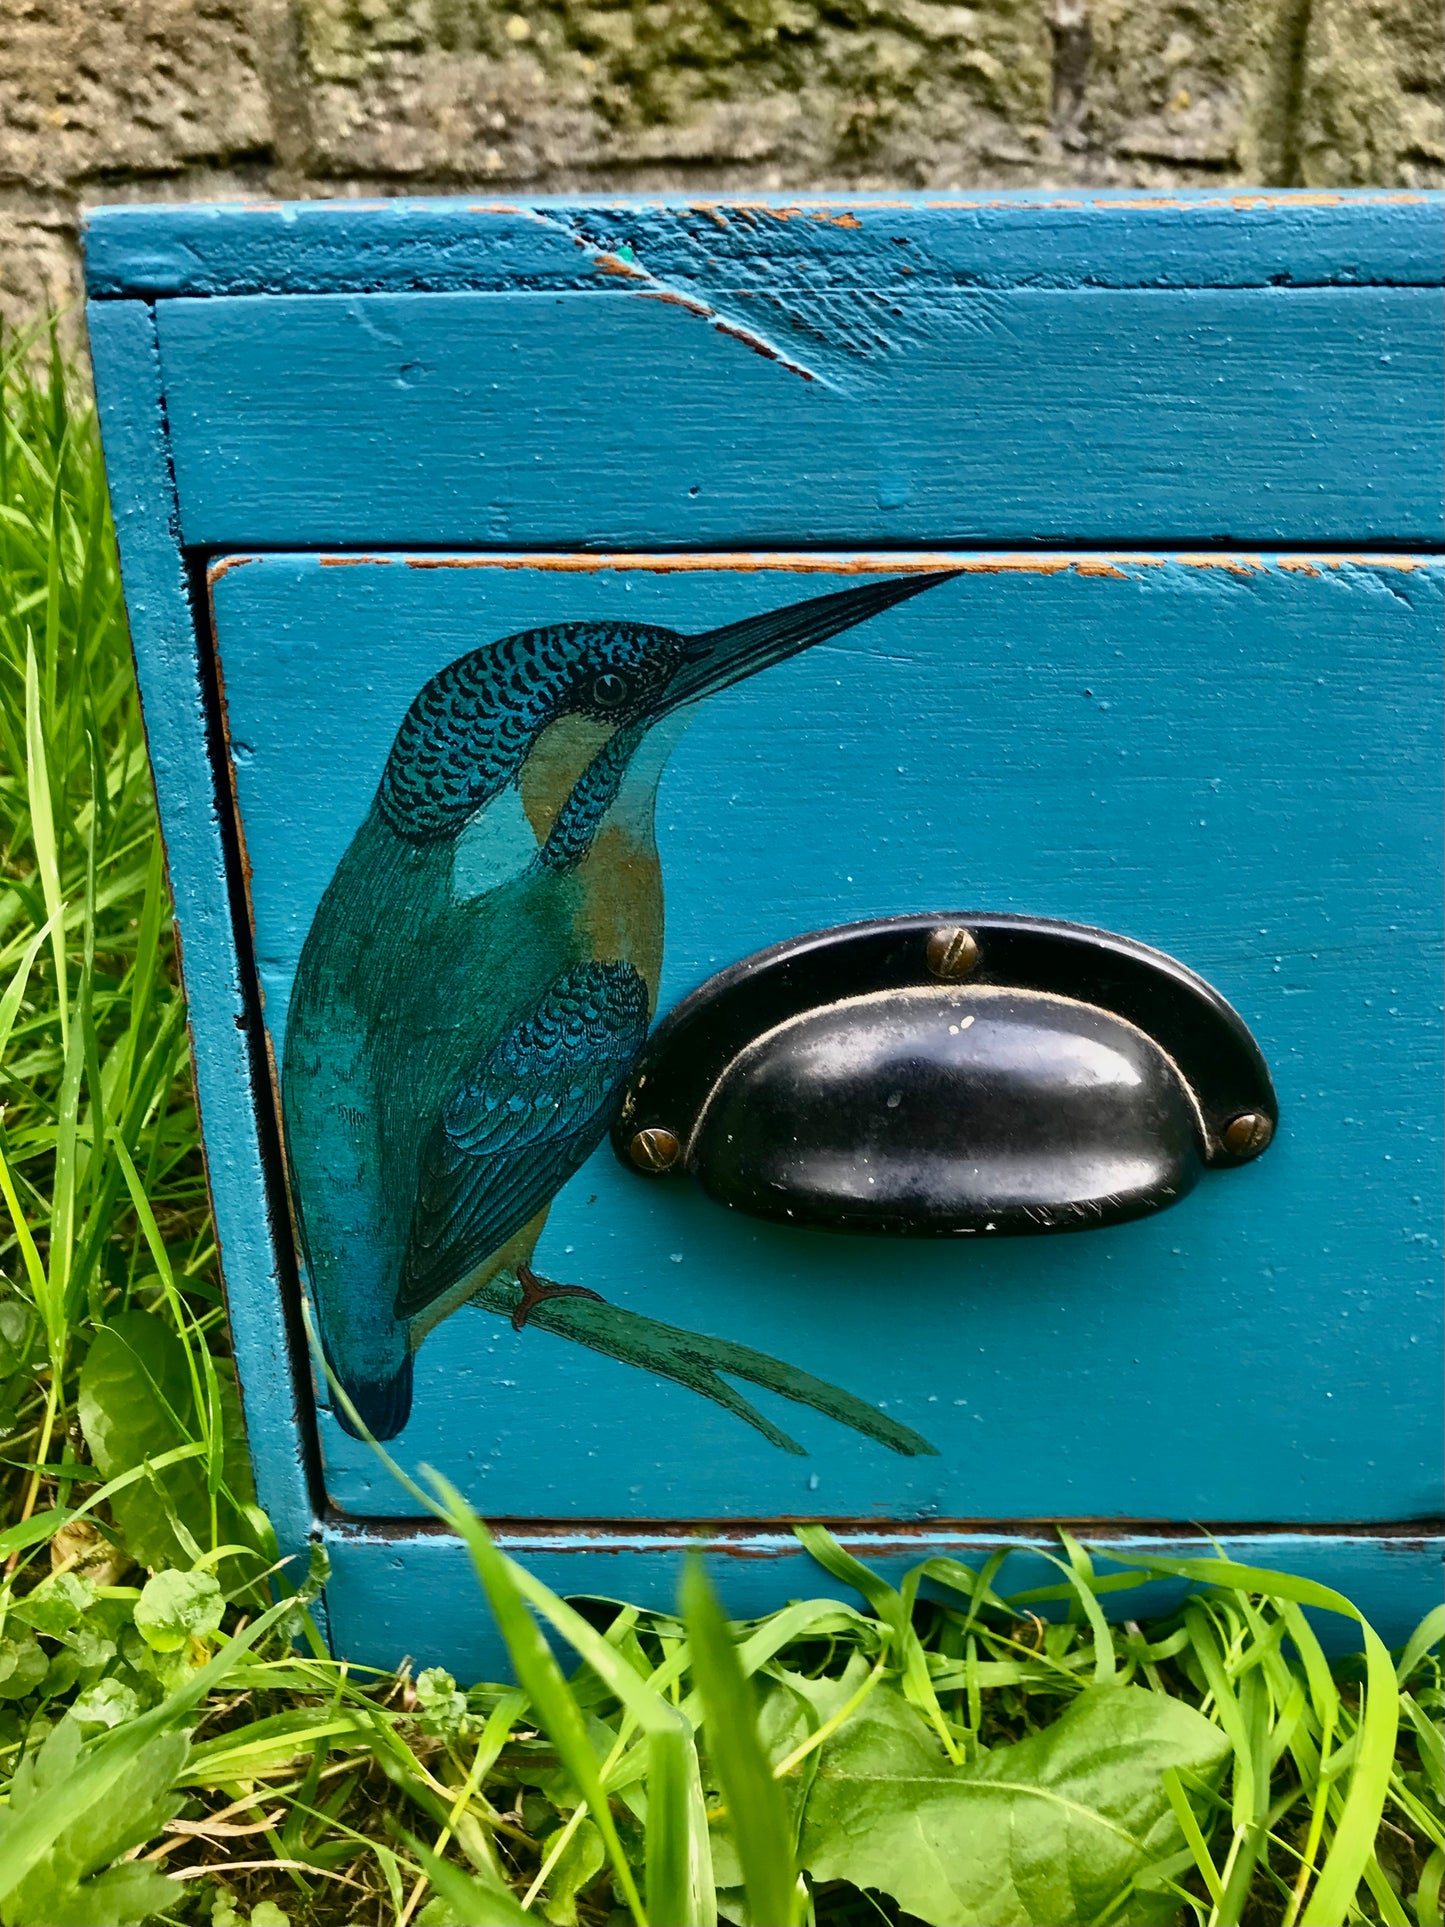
[320,1528,1443,1673]
[84,304,321,1605]
[211,553,1443,1526]
[82,198,1444,1661]
[81,192,1445,300]
[152,286,1443,549]
[279,575,948,1447]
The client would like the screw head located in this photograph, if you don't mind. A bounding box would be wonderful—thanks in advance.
[926,925,980,980]
[629,1125,682,1174]
[1222,1112,1274,1160]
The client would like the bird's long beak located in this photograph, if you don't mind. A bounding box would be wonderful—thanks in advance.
[664,570,960,712]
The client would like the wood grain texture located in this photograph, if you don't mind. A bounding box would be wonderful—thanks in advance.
[83,193,1445,299]
[156,283,1443,549]
[208,553,1443,1529]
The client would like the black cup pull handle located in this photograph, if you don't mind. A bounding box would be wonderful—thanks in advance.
[612,914,1277,1238]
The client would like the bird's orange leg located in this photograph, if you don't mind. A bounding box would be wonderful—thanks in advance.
[511,1261,605,1332]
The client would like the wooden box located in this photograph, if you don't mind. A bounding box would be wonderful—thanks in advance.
[84,192,1443,1669]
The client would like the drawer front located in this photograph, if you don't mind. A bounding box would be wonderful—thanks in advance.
[208,549,1443,1527]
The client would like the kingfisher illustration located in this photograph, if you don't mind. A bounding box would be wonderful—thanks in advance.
[282,572,955,1450]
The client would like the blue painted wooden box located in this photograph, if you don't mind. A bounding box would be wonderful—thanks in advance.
[83,192,1443,1671]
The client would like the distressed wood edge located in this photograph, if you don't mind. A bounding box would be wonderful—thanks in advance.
[84,298,324,1599]
[207,549,1445,581]
[81,191,1445,301]
[318,1525,1445,1669]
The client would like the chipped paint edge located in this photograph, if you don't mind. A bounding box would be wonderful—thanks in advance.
[207,550,1440,588]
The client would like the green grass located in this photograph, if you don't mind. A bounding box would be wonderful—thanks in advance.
[0,319,1439,1927]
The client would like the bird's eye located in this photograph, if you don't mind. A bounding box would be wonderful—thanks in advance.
[591,672,629,709]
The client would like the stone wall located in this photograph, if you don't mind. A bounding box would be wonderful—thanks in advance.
[2,0,1441,329]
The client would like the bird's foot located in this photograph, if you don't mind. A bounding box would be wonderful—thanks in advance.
[511,1262,605,1333]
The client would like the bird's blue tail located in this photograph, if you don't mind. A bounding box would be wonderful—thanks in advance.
[328,1345,415,1441]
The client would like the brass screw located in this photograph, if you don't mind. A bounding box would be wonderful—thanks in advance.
[629,1126,682,1174]
[1222,1112,1274,1159]
[926,925,980,980]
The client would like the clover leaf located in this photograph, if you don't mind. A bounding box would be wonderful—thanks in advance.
[133,1569,224,1653]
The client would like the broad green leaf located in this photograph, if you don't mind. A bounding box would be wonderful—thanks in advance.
[0,1713,187,1927]
[70,1679,140,1730]
[208,1884,248,1927]
[540,1817,605,1926]
[799,1682,1230,1927]
[134,1567,224,1651]
[0,1631,48,1700]
[7,1569,95,1638]
[19,1859,177,1927]
[416,1664,469,1738]
[77,1310,256,1572]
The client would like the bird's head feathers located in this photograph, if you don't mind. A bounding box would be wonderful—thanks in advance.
[376,573,957,845]
[376,620,684,841]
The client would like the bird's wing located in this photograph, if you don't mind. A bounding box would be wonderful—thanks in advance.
[394,960,650,1321]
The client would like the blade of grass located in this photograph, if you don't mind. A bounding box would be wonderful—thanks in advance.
[0,907,59,1069]
[22,632,66,1052]
[1164,1763,1226,1910]
[1119,1552,1400,1927]
[682,1554,801,1927]
[1279,1602,1340,1927]
[515,1588,706,1927]
[397,1829,532,1926]
[424,1471,646,1927]
[1055,1530,1119,1684]
[798,1525,963,1763]
[1397,1605,1445,1686]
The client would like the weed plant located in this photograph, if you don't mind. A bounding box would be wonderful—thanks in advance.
[0,321,1438,1927]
